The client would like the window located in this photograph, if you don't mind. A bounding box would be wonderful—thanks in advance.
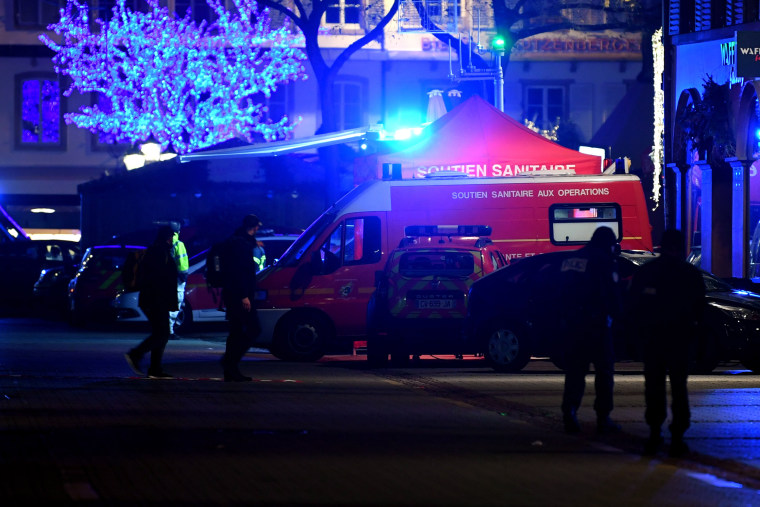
[16,73,65,150]
[525,85,565,131]
[333,79,367,130]
[695,0,712,31]
[399,252,475,278]
[12,0,66,29]
[317,217,381,274]
[549,203,621,245]
[325,0,362,25]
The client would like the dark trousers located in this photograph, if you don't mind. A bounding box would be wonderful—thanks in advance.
[561,330,615,419]
[644,348,690,437]
[132,306,170,373]
[223,299,261,374]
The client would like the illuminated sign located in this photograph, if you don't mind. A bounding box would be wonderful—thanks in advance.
[414,163,578,178]
[720,40,741,85]
[737,31,760,78]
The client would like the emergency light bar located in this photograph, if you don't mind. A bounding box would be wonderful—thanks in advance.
[404,225,492,237]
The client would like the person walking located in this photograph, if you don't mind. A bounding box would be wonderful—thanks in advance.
[558,226,622,434]
[630,229,705,457]
[220,214,263,382]
[168,221,189,338]
[124,225,179,379]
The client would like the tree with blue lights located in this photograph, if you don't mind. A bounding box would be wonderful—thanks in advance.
[40,0,307,154]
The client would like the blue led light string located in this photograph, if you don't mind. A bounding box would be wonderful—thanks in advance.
[40,0,307,154]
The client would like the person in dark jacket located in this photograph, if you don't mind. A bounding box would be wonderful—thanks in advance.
[124,225,179,379]
[630,229,705,457]
[220,214,263,382]
[559,226,622,435]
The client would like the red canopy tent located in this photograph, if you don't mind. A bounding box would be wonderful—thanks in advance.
[362,95,602,181]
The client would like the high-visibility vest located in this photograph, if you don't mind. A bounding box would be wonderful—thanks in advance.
[253,245,266,272]
[172,233,189,274]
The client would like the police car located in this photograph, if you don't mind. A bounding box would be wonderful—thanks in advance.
[366,225,507,366]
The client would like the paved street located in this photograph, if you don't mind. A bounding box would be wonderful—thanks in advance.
[2,317,760,505]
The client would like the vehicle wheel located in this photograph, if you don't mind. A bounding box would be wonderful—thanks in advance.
[390,348,410,367]
[483,323,531,373]
[741,349,760,373]
[365,295,389,367]
[690,330,720,374]
[271,312,329,362]
[68,300,85,328]
[366,334,389,367]
[175,300,193,334]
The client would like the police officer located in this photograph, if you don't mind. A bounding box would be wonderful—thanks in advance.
[220,214,263,382]
[168,221,189,338]
[559,226,622,434]
[630,229,705,457]
[124,225,179,379]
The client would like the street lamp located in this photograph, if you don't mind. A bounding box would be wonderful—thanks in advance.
[139,134,162,163]
[123,145,146,171]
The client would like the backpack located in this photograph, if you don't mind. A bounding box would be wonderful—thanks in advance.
[206,239,229,288]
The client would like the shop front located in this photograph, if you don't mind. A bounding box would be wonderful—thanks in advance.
[667,34,760,280]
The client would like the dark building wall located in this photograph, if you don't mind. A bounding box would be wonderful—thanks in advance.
[79,156,327,249]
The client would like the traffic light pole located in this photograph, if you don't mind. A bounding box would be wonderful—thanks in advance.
[450,37,505,112]
[494,50,504,112]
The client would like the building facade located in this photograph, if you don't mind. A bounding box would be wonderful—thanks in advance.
[664,0,760,279]
[1,0,647,244]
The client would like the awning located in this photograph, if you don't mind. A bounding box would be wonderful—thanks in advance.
[179,127,378,162]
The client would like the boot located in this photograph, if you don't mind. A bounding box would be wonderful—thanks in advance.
[563,409,581,434]
[596,415,621,434]
[643,429,663,456]
[669,435,690,457]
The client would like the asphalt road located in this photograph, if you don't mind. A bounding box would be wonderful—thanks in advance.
[2,317,760,506]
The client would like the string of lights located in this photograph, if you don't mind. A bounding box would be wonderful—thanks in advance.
[652,27,664,210]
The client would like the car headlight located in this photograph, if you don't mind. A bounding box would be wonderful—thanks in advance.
[712,302,760,321]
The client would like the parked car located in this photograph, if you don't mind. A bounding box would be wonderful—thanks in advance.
[112,234,300,331]
[0,239,80,309]
[32,263,80,315]
[466,249,760,373]
[366,225,507,366]
[68,244,146,326]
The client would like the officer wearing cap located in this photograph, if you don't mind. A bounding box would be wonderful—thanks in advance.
[220,214,263,381]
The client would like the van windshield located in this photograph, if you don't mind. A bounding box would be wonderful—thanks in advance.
[279,213,335,267]
[399,252,475,277]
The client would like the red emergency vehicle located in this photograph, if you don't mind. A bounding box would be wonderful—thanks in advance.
[255,172,653,361]
[366,225,507,366]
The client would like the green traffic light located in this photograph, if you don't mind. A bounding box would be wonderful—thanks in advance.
[492,35,506,49]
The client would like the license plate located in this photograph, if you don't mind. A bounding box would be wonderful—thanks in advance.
[416,299,456,309]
